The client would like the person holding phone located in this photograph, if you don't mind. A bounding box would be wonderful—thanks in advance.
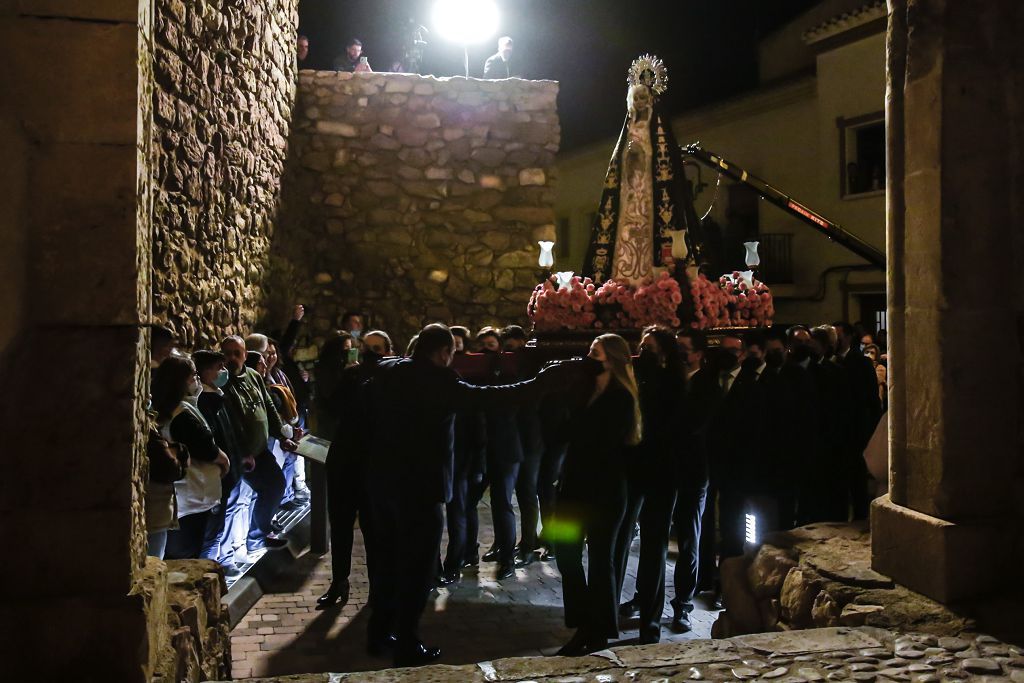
[335,38,373,72]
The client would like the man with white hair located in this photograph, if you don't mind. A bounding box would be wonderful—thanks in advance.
[483,36,516,79]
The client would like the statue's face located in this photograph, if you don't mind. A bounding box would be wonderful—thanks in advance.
[627,84,651,117]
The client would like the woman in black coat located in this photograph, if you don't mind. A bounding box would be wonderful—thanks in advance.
[613,325,686,643]
[554,333,642,655]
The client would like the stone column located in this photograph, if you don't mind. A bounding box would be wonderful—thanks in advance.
[0,1,158,679]
[873,0,1024,603]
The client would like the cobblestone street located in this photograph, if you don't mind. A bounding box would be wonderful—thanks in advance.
[230,498,720,678]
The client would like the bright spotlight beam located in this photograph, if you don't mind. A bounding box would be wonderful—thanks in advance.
[432,0,500,76]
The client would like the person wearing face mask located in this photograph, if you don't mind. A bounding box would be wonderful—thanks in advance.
[192,350,247,570]
[473,326,524,580]
[787,326,846,525]
[219,336,296,563]
[340,311,364,344]
[318,329,395,608]
[551,334,642,656]
[153,357,230,560]
[363,324,560,667]
[697,333,764,607]
[613,326,685,643]
[831,322,882,520]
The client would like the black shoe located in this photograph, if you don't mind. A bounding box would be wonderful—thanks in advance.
[495,561,515,580]
[270,517,286,533]
[262,534,288,549]
[481,546,499,563]
[587,636,609,653]
[438,570,461,586]
[710,592,723,611]
[556,629,591,657]
[671,610,692,633]
[618,597,640,620]
[539,547,556,562]
[367,633,397,658]
[280,498,303,512]
[514,551,537,568]
[316,580,349,609]
[393,642,442,667]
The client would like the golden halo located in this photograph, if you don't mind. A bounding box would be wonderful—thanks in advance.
[627,54,668,96]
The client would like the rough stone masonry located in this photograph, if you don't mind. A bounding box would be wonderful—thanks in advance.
[270,71,561,350]
[152,0,299,348]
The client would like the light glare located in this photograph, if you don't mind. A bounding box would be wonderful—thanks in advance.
[745,513,757,545]
[432,0,499,45]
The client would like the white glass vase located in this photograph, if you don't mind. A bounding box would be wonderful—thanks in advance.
[743,241,760,268]
[538,241,555,268]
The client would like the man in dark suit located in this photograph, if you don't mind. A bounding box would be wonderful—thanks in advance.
[365,324,554,667]
[832,322,883,519]
[483,36,516,78]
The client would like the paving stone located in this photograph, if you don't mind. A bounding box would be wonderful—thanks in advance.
[763,667,790,679]
[894,649,924,660]
[732,667,761,679]
[849,663,877,672]
[851,673,876,682]
[937,637,970,652]
[796,668,826,681]
[962,658,1002,675]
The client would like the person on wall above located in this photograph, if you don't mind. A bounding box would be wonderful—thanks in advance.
[297,34,310,65]
[335,38,372,72]
[483,36,516,79]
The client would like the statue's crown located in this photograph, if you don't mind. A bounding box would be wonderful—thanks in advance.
[627,54,668,96]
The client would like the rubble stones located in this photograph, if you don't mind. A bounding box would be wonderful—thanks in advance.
[715,523,974,638]
[273,72,560,348]
[152,0,298,347]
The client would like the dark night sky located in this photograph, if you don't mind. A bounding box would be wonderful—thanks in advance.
[299,1,820,151]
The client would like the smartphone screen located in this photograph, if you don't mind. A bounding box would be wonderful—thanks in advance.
[347,348,360,364]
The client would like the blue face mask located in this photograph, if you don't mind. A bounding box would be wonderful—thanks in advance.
[213,368,230,388]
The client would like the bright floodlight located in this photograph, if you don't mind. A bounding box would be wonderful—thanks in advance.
[432,0,499,45]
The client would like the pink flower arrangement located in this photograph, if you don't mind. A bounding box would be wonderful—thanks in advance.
[527,275,597,330]
[528,270,774,331]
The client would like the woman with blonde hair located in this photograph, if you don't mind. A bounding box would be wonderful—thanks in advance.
[553,333,642,655]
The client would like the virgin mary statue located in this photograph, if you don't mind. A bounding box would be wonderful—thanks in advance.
[582,55,706,285]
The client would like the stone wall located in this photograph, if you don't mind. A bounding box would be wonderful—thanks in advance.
[0,1,157,679]
[271,72,560,349]
[151,0,299,348]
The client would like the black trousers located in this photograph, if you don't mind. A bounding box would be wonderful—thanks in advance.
[537,444,567,547]
[166,509,213,560]
[515,448,542,552]
[671,472,708,612]
[717,483,747,560]
[368,495,445,644]
[697,481,718,591]
[614,468,676,637]
[554,479,628,639]
[326,456,372,584]
[488,459,521,563]
[444,465,474,573]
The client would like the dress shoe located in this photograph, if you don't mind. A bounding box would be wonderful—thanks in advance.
[539,547,556,562]
[366,633,397,658]
[587,636,609,653]
[393,641,442,667]
[495,561,515,580]
[555,629,591,657]
[670,610,692,633]
[481,545,499,563]
[437,570,461,586]
[514,550,537,568]
[618,597,640,620]
[263,533,288,549]
[710,592,723,611]
[316,580,349,609]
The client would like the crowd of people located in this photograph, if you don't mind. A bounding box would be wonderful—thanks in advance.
[143,311,886,667]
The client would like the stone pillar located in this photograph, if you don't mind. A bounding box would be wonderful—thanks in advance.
[0,1,158,679]
[873,0,1024,603]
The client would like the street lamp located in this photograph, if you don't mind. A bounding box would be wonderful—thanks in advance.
[432,0,499,77]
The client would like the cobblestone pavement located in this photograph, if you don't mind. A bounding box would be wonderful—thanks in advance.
[230,497,720,678]
[234,627,1024,682]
